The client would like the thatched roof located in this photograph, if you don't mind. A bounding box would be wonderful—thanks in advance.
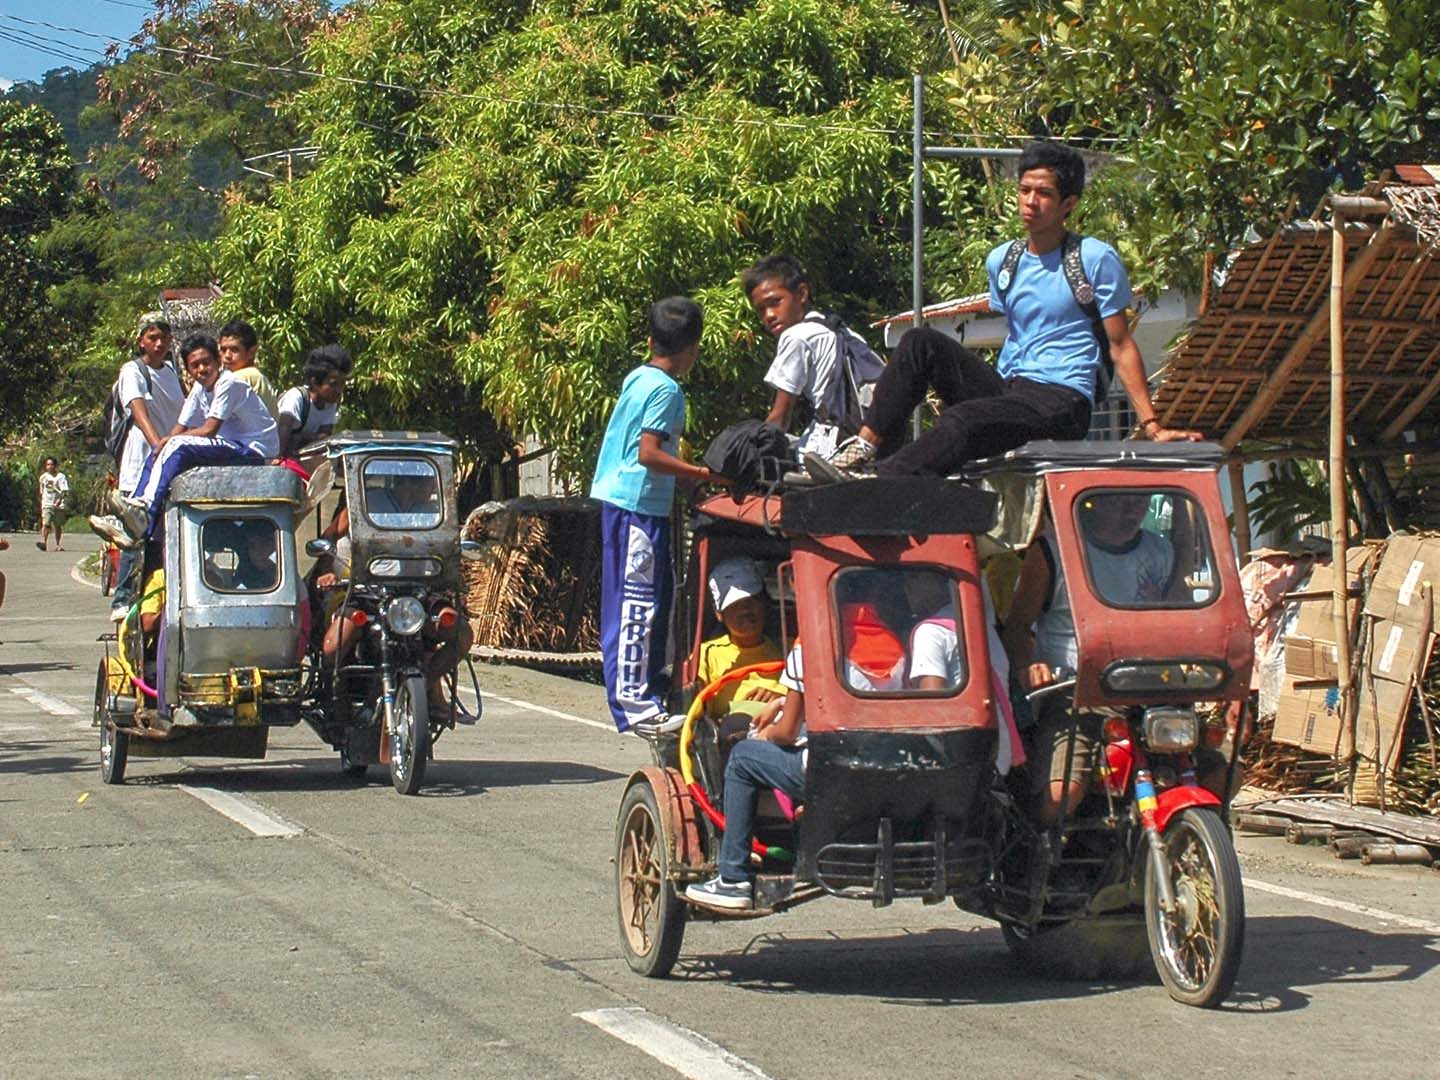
[1153,177,1440,452]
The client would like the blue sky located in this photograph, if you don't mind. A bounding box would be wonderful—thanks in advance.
[0,1,147,88]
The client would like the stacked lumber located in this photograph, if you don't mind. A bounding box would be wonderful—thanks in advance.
[461,497,601,655]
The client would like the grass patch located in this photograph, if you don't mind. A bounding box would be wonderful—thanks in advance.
[78,551,102,581]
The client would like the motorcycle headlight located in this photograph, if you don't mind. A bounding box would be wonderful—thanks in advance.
[1142,707,1199,752]
[385,595,427,636]
[1101,661,1227,694]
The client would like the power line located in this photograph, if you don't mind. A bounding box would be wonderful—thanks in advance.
[0,28,94,69]
[0,11,1117,146]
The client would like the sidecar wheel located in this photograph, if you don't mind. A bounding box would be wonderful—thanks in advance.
[100,722,128,785]
[616,780,686,978]
[1145,808,1245,1008]
[389,675,430,796]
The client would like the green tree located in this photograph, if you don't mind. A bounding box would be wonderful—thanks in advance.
[938,0,1440,295]
[216,0,962,472]
[0,100,74,432]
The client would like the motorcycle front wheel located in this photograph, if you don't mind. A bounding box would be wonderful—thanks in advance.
[1144,807,1244,1007]
[389,674,430,796]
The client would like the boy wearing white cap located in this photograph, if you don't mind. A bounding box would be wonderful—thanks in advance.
[696,558,785,734]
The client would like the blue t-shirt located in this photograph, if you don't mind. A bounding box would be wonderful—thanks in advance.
[986,235,1132,401]
[590,363,687,517]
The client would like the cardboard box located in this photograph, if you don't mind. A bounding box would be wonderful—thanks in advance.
[1284,633,1346,681]
[1272,675,1345,757]
[1368,618,1429,681]
[1354,673,1411,770]
[1295,545,1379,641]
[1363,535,1440,629]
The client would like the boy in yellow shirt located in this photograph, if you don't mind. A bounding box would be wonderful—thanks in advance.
[696,558,785,743]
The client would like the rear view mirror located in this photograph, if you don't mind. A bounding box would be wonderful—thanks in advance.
[460,539,483,562]
[305,538,334,559]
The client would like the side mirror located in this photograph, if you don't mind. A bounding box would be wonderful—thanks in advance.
[460,539,483,562]
[305,538,334,559]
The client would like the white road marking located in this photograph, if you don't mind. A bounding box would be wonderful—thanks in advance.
[6,685,82,717]
[482,691,614,732]
[1247,877,1440,935]
[70,560,101,591]
[177,786,304,838]
[576,1007,772,1080]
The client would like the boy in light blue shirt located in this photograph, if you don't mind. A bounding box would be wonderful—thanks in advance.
[592,297,722,735]
[807,141,1199,481]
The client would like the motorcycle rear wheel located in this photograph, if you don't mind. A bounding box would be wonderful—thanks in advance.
[1144,807,1244,1008]
[389,675,430,796]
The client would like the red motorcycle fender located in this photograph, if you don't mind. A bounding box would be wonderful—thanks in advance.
[1153,784,1221,834]
[629,766,707,872]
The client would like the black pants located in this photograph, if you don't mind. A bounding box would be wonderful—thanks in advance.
[869,326,1091,477]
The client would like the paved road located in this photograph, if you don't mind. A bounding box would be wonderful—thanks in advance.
[2,533,1438,1079]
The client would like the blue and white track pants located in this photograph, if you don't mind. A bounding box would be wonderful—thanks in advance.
[130,435,260,537]
[598,503,673,732]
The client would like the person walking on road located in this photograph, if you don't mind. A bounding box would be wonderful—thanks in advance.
[36,457,69,551]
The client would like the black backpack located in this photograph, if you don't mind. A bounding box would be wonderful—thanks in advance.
[702,420,795,499]
[995,231,1113,404]
[103,357,153,464]
[809,312,881,438]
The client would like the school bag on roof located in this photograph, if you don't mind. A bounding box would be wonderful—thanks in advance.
[102,357,152,465]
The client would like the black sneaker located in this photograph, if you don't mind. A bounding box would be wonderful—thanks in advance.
[684,875,753,911]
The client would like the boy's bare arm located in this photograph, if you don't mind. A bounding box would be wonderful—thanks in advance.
[765,388,796,430]
[636,431,726,486]
[1105,314,1200,443]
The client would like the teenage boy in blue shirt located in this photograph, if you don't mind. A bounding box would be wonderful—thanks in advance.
[592,297,724,735]
[808,141,1199,481]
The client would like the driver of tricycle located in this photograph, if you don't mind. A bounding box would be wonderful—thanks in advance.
[1002,492,1234,826]
[310,501,473,722]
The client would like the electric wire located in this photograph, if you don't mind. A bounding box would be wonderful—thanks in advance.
[0,10,1122,146]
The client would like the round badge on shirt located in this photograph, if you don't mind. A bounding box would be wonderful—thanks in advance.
[997,268,1012,292]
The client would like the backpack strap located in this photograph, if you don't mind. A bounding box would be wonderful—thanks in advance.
[996,234,1114,406]
[995,239,1026,298]
[298,391,312,432]
[1061,231,1113,405]
[814,312,867,436]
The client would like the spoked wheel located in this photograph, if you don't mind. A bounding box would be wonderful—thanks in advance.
[616,781,685,977]
[1144,808,1245,1007]
[100,547,116,596]
[95,659,128,785]
[100,721,128,785]
[389,675,430,795]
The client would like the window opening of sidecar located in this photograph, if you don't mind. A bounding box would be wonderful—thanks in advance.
[828,565,967,698]
[1071,487,1218,610]
[200,517,281,594]
[360,457,443,530]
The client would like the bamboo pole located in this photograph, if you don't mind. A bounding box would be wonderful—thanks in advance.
[1220,223,1392,451]
[1329,210,1354,774]
[1227,461,1252,561]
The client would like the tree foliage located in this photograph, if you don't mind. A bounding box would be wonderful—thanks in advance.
[0,100,74,431]
[216,0,952,471]
[939,0,1440,295]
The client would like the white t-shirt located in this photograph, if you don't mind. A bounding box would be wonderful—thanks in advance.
[39,471,69,510]
[277,386,339,445]
[117,359,186,491]
[907,604,963,687]
[179,371,280,457]
[764,312,886,456]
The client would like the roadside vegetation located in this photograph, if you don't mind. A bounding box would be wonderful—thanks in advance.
[2,0,1438,485]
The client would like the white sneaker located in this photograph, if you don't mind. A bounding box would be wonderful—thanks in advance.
[89,514,141,549]
[113,497,149,539]
[108,604,129,623]
[630,714,684,738]
[827,435,878,469]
